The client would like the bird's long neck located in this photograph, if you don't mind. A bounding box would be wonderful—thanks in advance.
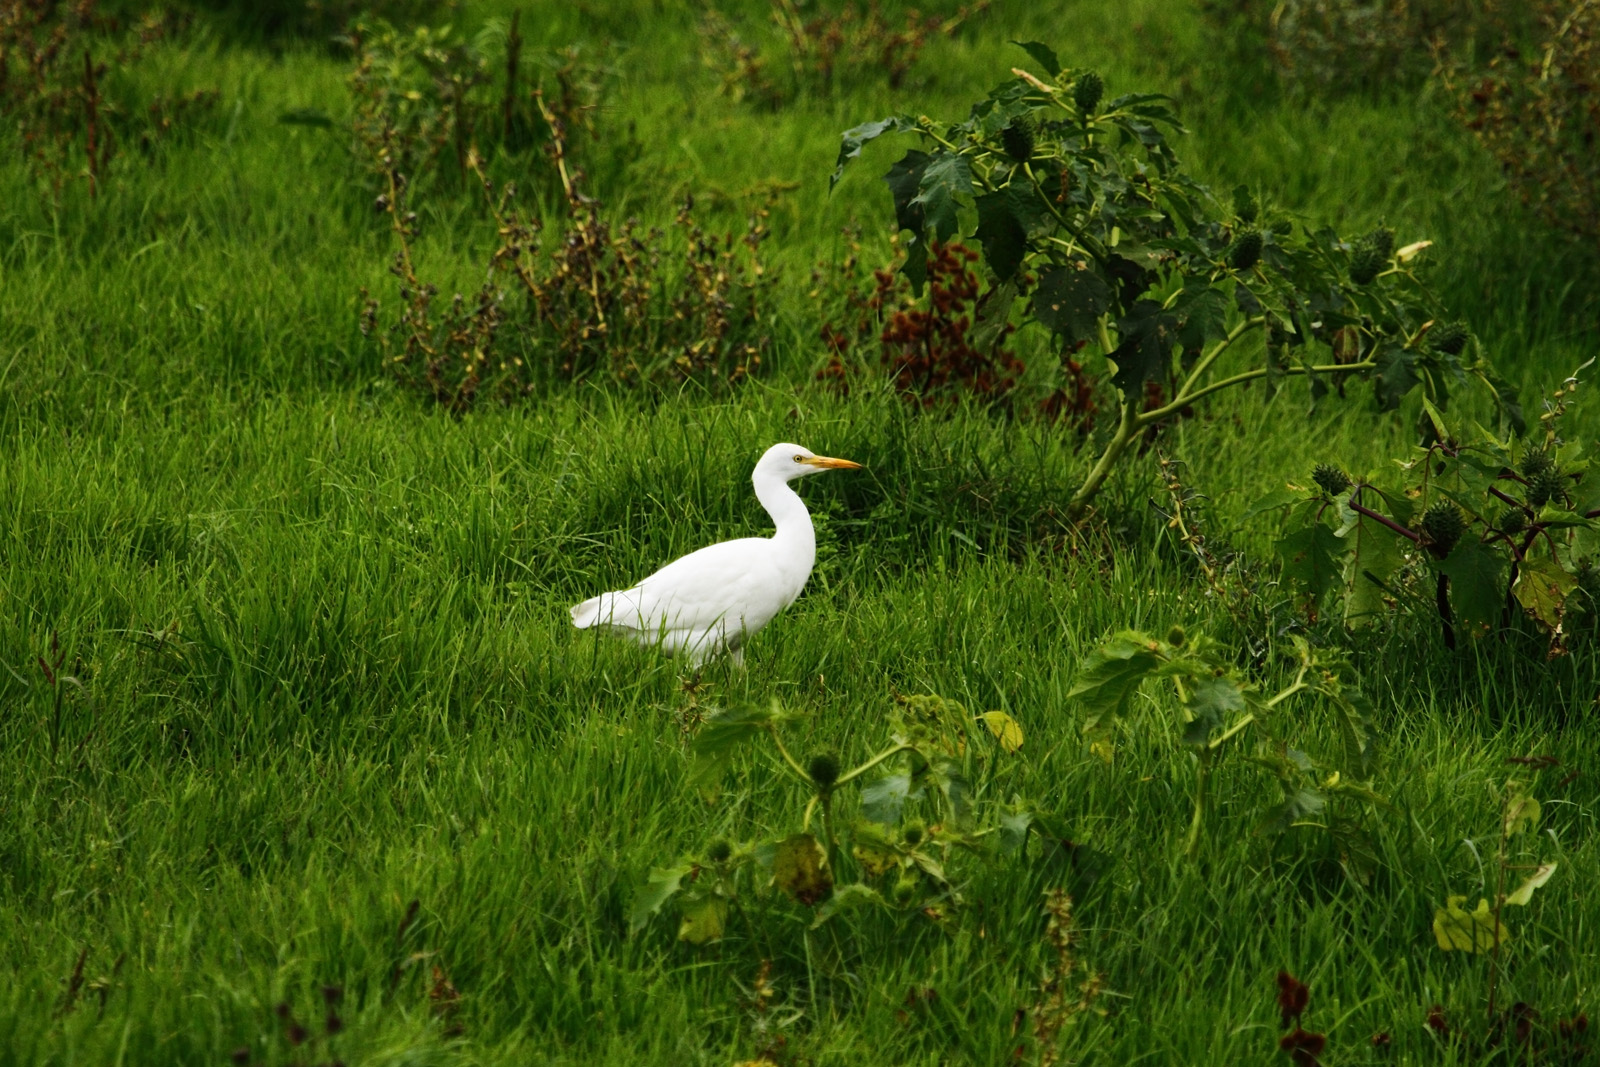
[754,471,815,560]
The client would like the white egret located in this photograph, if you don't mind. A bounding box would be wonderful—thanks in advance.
[570,443,862,664]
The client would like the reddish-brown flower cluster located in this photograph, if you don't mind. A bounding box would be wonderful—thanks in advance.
[1039,352,1098,434]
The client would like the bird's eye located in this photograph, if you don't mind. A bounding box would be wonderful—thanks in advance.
[793,454,804,463]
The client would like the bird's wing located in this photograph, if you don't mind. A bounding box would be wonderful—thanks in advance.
[571,538,780,634]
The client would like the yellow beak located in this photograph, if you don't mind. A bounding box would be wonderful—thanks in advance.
[801,455,863,470]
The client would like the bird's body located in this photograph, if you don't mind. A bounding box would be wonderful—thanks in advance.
[570,443,860,664]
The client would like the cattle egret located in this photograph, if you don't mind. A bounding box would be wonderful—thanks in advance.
[570,443,862,664]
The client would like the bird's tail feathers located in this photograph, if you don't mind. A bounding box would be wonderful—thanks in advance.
[570,589,646,630]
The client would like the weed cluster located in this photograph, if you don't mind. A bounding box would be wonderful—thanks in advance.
[0,0,215,199]
[360,71,774,407]
[1441,1,1600,242]
[819,241,1024,408]
[345,13,607,203]
[699,0,990,108]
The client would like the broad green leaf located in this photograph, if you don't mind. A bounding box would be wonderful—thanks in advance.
[772,833,832,905]
[677,893,726,944]
[1276,523,1345,611]
[998,810,1033,855]
[1181,675,1247,747]
[925,758,971,821]
[1436,538,1507,639]
[1504,862,1556,906]
[1432,896,1507,953]
[812,883,883,927]
[1032,266,1111,343]
[913,151,972,245]
[1373,344,1418,412]
[1011,40,1061,75]
[1259,786,1326,834]
[629,864,691,933]
[1109,299,1179,395]
[973,190,1029,281]
[1172,279,1229,348]
[1514,554,1577,632]
[1330,689,1381,781]
[860,773,911,825]
[690,703,776,787]
[1342,512,1407,628]
[832,116,915,189]
[1069,631,1164,738]
[884,150,930,237]
[969,278,1019,356]
[1245,487,1306,517]
[977,710,1024,753]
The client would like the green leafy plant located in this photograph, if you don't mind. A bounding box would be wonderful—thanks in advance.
[1432,765,1561,1024]
[829,44,1519,520]
[1263,368,1600,650]
[631,694,1035,947]
[1069,628,1383,862]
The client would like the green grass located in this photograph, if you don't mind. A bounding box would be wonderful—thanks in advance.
[3,1,1599,1064]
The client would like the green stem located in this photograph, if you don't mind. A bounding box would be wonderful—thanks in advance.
[1185,750,1212,860]
[834,743,913,787]
[1139,360,1377,427]
[766,725,811,783]
[1066,385,1141,520]
[1176,317,1264,399]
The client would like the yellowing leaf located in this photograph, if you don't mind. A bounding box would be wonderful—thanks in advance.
[1433,896,1508,953]
[1504,785,1541,838]
[1089,740,1115,765]
[978,710,1024,753]
[1505,862,1557,907]
[1514,555,1578,632]
[772,833,832,906]
[677,895,727,944]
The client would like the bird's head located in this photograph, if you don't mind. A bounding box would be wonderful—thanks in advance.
[759,442,863,483]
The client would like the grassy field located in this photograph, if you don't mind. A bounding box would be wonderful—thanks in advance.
[3,1,1599,1064]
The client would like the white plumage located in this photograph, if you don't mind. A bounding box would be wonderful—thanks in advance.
[570,442,862,664]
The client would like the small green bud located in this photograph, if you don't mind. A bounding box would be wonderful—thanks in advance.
[1420,500,1466,554]
[1519,449,1554,480]
[807,751,841,789]
[1165,625,1186,648]
[1227,230,1263,272]
[1000,119,1035,163]
[1074,71,1104,114]
[1497,508,1527,536]
[892,875,918,906]
[1430,321,1469,356]
[1527,467,1566,509]
[1312,464,1353,497]
[901,819,926,847]
[706,838,733,864]
[1348,228,1394,286]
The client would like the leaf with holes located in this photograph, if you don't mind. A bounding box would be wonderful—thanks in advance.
[1033,266,1111,344]
[773,833,833,905]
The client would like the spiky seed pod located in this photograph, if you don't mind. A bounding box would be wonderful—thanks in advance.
[901,819,926,847]
[1228,230,1264,271]
[706,838,734,864]
[1349,229,1394,286]
[1074,71,1104,114]
[1519,449,1555,480]
[1430,320,1470,356]
[807,751,841,789]
[1165,625,1187,647]
[892,875,919,906]
[1528,467,1566,508]
[1498,508,1528,536]
[1000,119,1035,163]
[1420,500,1467,554]
[1313,464,1353,497]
